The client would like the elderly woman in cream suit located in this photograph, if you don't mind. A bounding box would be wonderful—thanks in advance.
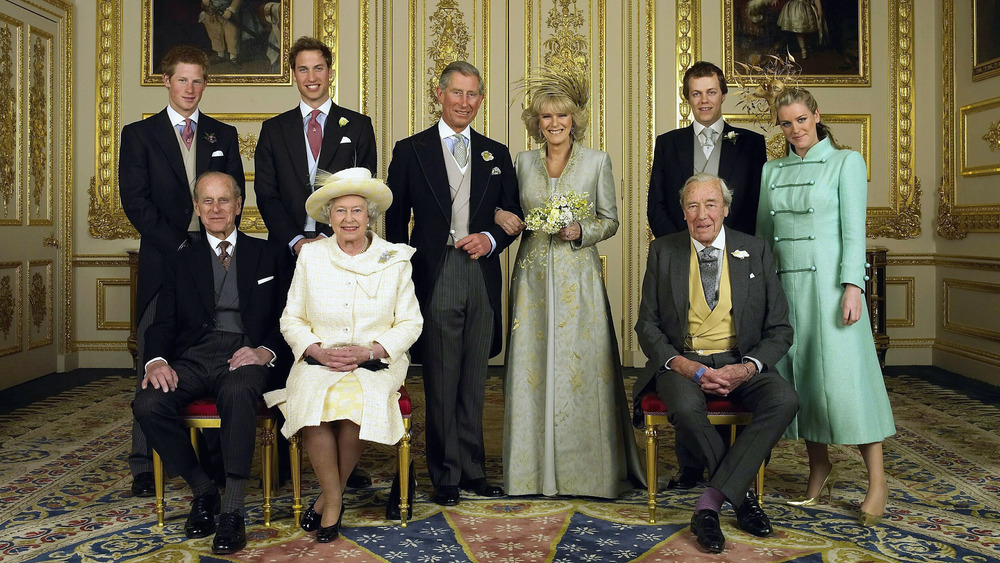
[495,71,643,498]
[265,168,422,543]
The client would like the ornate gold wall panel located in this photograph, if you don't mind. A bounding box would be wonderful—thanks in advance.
[938,0,1000,237]
[27,259,52,348]
[0,15,22,227]
[0,262,23,357]
[96,278,130,331]
[886,276,915,327]
[425,1,471,122]
[28,28,53,226]
[943,278,1000,342]
[675,0,699,126]
[959,97,1000,177]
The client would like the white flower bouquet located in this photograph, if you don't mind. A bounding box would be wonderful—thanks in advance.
[523,191,593,234]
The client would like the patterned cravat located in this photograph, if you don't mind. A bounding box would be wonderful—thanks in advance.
[698,246,719,310]
[217,241,232,271]
[307,109,322,160]
[181,118,194,149]
[699,128,717,159]
[451,134,468,167]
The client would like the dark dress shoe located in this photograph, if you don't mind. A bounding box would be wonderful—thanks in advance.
[316,504,345,543]
[459,478,504,497]
[211,511,246,555]
[735,490,772,537]
[346,467,372,489]
[432,486,460,506]
[130,472,155,497]
[690,509,726,553]
[386,462,416,520]
[184,492,220,539]
[666,467,704,490]
[300,498,322,532]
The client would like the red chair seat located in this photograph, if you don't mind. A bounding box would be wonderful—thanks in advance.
[183,398,272,418]
[639,393,750,416]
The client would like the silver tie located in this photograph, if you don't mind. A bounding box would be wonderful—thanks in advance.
[451,134,468,167]
[699,128,717,159]
[698,246,719,310]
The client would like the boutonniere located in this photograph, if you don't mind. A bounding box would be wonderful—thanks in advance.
[731,249,749,259]
[378,250,398,263]
[481,151,494,161]
[491,166,501,176]
[724,131,739,144]
[338,117,349,127]
[203,132,217,144]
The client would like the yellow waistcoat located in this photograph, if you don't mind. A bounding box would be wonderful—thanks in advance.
[686,243,737,355]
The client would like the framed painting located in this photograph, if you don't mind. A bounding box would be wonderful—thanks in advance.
[141,0,292,85]
[724,0,870,86]
[973,0,1000,81]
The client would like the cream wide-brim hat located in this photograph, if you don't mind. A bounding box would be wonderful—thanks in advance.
[304,167,393,223]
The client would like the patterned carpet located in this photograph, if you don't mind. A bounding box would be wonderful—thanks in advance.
[1,373,998,562]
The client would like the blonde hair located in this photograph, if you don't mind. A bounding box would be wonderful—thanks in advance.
[773,87,841,155]
[521,94,588,144]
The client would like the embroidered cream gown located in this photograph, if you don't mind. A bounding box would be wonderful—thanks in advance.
[503,144,643,498]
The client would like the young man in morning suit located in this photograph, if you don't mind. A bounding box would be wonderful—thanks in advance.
[634,173,797,554]
[385,61,523,507]
[645,61,768,489]
[252,35,377,489]
[132,171,288,555]
[119,45,244,498]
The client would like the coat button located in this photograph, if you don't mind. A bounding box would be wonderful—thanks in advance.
[865,262,871,268]
[808,207,814,213]
[201,323,208,328]
[809,180,815,185]
[769,210,776,216]
[774,236,780,241]
[810,266,817,271]
[809,235,816,240]
[864,275,870,281]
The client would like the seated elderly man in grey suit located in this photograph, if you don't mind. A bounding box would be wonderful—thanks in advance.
[634,172,798,554]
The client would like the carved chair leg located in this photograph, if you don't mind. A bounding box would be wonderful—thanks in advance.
[644,419,659,524]
[153,450,165,527]
[398,418,411,528]
[290,432,302,528]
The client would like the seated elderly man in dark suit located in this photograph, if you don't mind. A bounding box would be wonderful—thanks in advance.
[634,172,798,554]
[132,171,287,555]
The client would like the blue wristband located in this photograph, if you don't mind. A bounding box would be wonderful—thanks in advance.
[694,366,706,383]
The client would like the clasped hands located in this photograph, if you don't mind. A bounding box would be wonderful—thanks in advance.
[668,355,757,396]
[141,346,274,393]
[306,342,385,372]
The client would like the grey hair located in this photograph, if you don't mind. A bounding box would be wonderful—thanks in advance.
[321,195,381,226]
[679,173,733,208]
[437,61,485,95]
[192,171,241,201]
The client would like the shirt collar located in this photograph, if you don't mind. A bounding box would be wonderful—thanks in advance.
[166,106,200,127]
[438,119,471,142]
[299,98,333,119]
[691,226,727,254]
[205,229,238,254]
[692,117,725,138]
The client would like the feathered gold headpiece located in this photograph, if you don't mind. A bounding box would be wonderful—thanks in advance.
[733,55,802,129]
[516,66,590,113]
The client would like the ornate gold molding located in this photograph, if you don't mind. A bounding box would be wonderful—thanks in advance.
[675,0,698,127]
[543,0,587,75]
[29,29,53,226]
[885,276,915,328]
[0,262,22,357]
[938,0,1000,237]
[868,0,919,239]
[425,0,469,122]
[0,15,22,226]
[89,0,134,240]
[959,97,1000,177]
[315,0,337,95]
[27,260,52,349]
[96,278,130,331]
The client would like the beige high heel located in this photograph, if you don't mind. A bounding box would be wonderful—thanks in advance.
[787,467,838,507]
[858,485,889,527]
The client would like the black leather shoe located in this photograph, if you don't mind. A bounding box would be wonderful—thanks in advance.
[735,490,773,537]
[459,478,504,497]
[346,467,372,489]
[184,492,220,539]
[690,509,726,553]
[300,498,322,532]
[316,504,345,543]
[211,511,246,554]
[130,472,155,497]
[432,486,460,506]
[386,462,416,521]
[667,467,704,490]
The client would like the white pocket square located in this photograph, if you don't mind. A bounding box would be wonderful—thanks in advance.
[211,150,224,157]
[749,273,755,279]
[340,136,352,144]
[257,276,274,285]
